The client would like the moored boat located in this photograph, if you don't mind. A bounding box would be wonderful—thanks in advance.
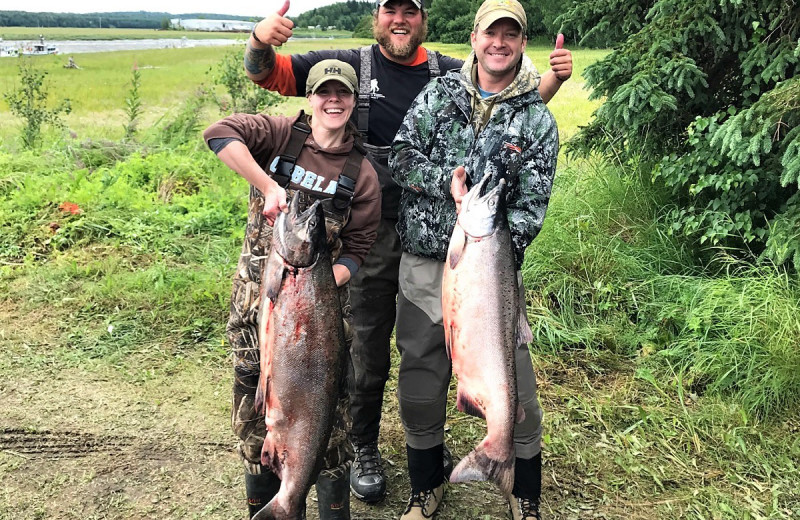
[20,36,59,56]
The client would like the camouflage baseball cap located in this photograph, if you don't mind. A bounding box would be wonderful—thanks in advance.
[474,0,527,32]
[376,0,424,9]
[306,59,358,95]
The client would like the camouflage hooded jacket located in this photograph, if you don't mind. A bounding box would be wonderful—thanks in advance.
[389,53,558,268]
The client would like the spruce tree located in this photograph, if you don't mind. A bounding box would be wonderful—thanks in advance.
[562,0,799,266]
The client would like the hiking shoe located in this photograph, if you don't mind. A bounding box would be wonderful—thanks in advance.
[507,493,542,520]
[442,444,454,479]
[349,441,386,503]
[400,483,445,520]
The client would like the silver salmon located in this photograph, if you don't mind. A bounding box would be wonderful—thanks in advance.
[443,175,532,496]
[252,195,346,520]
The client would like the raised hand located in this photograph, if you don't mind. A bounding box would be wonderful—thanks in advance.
[262,182,289,225]
[549,33,572,83]
[252,0,295,47]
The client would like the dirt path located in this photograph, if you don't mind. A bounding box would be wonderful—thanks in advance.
[0,302,643,520]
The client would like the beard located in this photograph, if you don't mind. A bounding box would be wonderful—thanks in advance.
[373,19,428,62]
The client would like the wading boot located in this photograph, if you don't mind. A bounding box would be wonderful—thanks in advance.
[349,441,386,502]
[316,466,351,520]
[244,470,280,519]
[507,452,543,520]
[401,444,446,519]
[507,495,542,520]
[400,483,445,520]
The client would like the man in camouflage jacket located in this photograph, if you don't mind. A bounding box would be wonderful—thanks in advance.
[388,0,558,518]
[391,51,557,270]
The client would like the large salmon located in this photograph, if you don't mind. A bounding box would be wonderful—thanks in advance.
[252,194,346,520]
[443,174,532,496]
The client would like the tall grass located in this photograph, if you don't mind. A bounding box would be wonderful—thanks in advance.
[648,265,800,417]
[523,156,800,418]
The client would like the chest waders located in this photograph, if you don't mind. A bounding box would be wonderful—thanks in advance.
[231,113,366,520]
[357,46,440,220]
[347,47,443,505]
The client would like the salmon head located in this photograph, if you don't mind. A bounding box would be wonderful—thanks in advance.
[272,192,327,268]
[458,175,508,238]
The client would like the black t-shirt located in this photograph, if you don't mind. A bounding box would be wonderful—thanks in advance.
[291,45,463,148]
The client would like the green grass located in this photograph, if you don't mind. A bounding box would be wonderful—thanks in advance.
[0,26,354,41]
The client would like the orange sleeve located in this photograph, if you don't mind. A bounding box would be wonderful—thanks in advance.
[255,53,298,97]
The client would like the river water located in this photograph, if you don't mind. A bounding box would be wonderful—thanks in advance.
[2,38,243,55]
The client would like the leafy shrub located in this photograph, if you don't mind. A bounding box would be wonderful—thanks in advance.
[3,57,72,149]
[208,46,279,115]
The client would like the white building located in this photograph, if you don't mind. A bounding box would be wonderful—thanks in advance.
[170,19,255,32]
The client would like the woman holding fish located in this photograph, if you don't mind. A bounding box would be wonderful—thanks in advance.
[204,59,380,520]
[389,0,558,519]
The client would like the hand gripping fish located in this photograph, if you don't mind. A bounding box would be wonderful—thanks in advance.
[443,174,533,496]
[252,194,346,520]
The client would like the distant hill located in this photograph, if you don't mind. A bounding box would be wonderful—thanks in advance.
[0,11,258,30]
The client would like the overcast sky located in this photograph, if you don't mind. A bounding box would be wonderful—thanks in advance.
[5,0,350,18]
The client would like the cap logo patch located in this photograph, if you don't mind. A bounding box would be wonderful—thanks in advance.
[325,67,342,75]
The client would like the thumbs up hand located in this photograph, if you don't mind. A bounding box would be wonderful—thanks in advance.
[252,0,295,47]
[549,33,572,82]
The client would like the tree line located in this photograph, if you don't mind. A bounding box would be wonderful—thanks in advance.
[0,11,254,30]
[291,0,373,31]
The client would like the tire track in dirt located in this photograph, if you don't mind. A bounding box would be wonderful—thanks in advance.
[0,428,232,460]
[0,428,132,459]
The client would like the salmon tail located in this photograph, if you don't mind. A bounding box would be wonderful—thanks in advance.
[251,498,290,520]
[449,442,515,496]
[252,493,304,520]
[516,307,533,346]
[456,385,486,419]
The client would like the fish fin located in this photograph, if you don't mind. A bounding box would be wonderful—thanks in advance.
[444,323,453,360]
[261,440,284,479]
[263,251,286,301]
[449,441,515,496]
[447,225,467,269]
[254,374,269,414]
[516,307,533,346]
[456,386,486,420]
[515,402,526,424]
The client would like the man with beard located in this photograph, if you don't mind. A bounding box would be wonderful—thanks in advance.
[244,0,572,507]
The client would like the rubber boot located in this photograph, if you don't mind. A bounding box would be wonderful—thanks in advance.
[316,467,351,520]
[245,470,281,519]
[511,452,542,503]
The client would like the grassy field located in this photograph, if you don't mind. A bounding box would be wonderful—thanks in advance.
[0,26,353,41]
[1,37,799,520]
[0,38,601,145]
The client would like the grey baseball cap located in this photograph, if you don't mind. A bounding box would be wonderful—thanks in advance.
[376,0,424,9]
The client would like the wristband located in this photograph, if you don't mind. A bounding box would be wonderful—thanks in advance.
[251,23,263,44]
